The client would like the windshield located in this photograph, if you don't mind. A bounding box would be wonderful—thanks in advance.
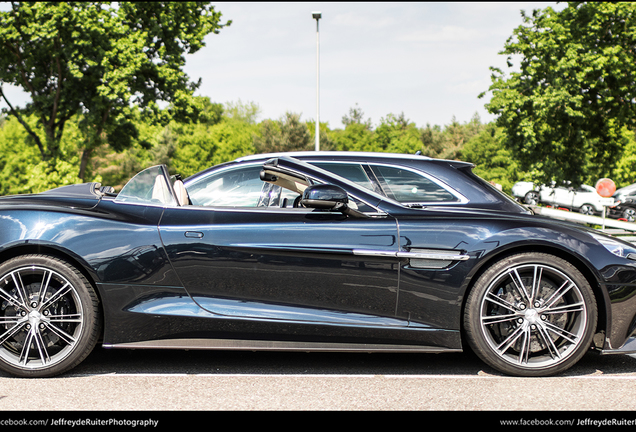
[115,165,177,206]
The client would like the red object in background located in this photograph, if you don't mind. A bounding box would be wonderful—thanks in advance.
[596,178,616,197]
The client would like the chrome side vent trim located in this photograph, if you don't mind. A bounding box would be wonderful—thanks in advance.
[400,248,469,269]
[353,248,470,269]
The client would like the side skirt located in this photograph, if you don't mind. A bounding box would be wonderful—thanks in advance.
[103,338,462,353]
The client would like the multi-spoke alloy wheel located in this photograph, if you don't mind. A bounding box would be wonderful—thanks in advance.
[464,253,597,377]
[623,208,636,223]
[0,255,100,377]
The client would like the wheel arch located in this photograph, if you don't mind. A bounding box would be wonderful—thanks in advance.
[622,207,636,221]
[0,242,104,323]
[459,243,609,345]
[523,191,539,205]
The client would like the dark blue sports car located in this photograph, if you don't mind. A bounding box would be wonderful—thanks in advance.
[1,151,636,377]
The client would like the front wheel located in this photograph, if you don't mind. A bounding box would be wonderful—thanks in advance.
[463,253,597,377]
[0,255,101,377]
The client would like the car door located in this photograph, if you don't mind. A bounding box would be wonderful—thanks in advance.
[547,186,567,207]
[159,160,402,330]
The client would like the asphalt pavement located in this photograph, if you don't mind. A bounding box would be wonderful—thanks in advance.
[1,348,636,411]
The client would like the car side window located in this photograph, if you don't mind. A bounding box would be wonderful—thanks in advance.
[187,165,267,207]
[311,162,374,190]
[186,163,379,213]
[370,165,459,204]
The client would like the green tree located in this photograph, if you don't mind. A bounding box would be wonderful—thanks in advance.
[610,126,636,187]
[462,122,522,193]
[373,112,421,154]
[207,117,257,166]
[171,100,257,178]
[92,118,167,191]
[253,112,312,153]
[341,103,373,130]
[331,104,375,151]
[224,99,261,124]
[0,114,84,194]
[0,1,229,180]
[331,122,374,152]
[0,115,43,195]
[482,2,636,185]
[306,120,336,151]
[420,114,484,160]
[419,123,445,157]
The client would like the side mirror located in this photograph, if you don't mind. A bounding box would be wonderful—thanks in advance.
[300,184,348,209]
[300,184,369,218]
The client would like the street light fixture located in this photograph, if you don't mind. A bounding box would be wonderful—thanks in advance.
[312,11,321,151]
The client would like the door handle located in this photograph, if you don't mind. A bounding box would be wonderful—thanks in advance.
[184,231,204,239]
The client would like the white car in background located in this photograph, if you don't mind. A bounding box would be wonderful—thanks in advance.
[511,181,607,215]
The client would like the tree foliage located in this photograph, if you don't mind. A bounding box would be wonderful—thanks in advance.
[420,114,484,161]
[7,2,636,203]
[330,105,375,151]
[462,122,521,192]
[0,113,83,194]
[372,113,421,154]
[483,2,636,185]
[2,101,508,194]
[253,112,313,153]
[0,1,229,180]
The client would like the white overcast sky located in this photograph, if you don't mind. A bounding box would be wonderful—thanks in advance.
[0,2,564,129]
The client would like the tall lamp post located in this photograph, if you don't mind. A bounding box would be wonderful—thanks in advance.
[312,11,321,151]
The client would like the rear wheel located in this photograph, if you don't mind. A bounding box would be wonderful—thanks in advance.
[579,204,595,215]
[623,208,636,222]
[0,255,100,377]
[464,253,597,377]
[524,191,539,205]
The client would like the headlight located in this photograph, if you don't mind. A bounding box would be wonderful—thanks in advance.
[590,232,636,260]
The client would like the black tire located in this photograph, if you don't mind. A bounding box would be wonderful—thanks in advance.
[0,255,101,377]
[623,208,636,223]
[579,204,595,215]
[464,253,597,377]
